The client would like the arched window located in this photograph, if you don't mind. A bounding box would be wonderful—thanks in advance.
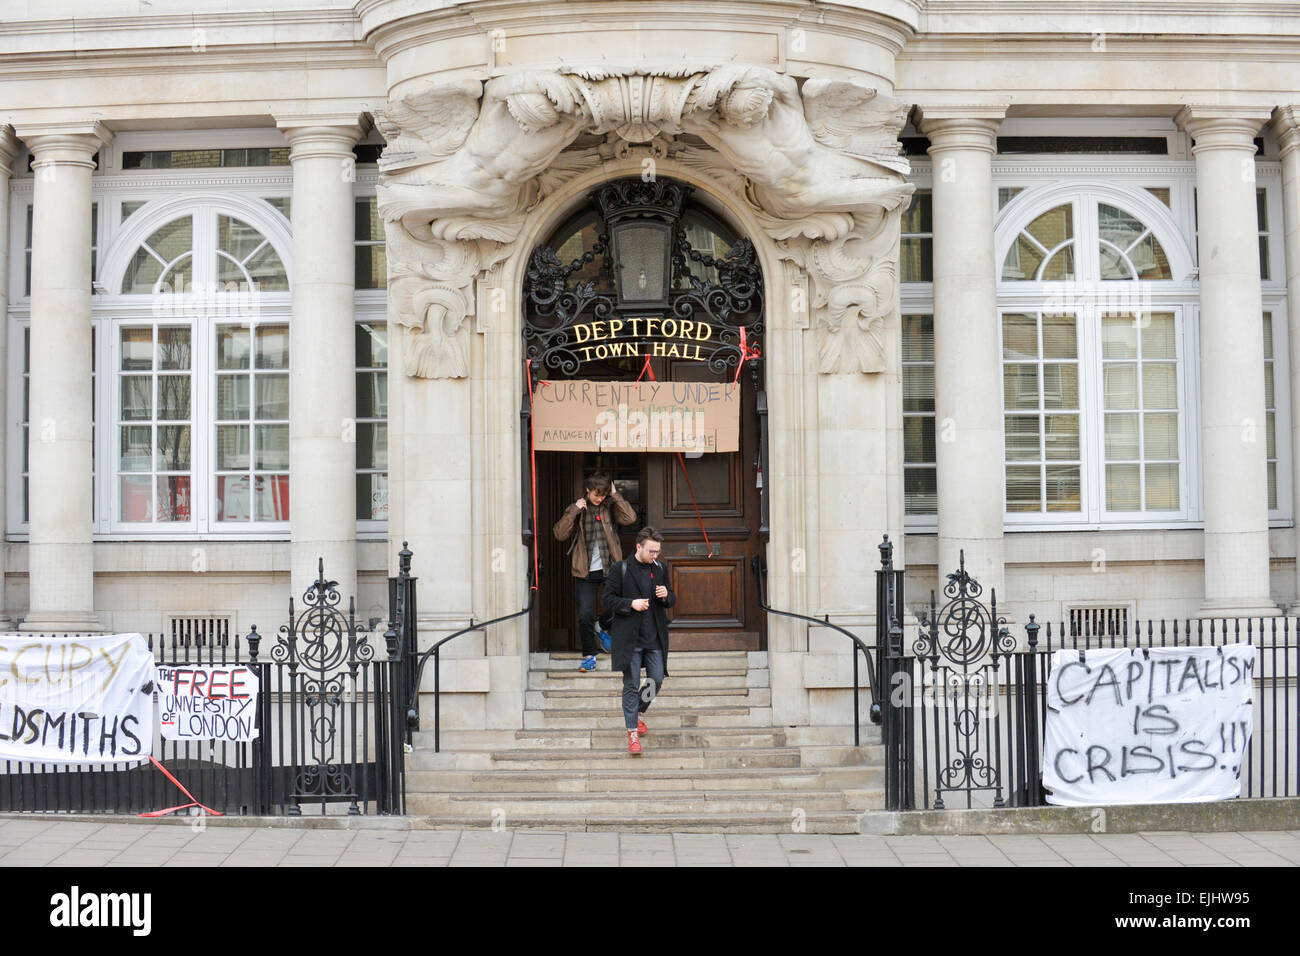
[996,187,1194,526]
[101,200,292,534]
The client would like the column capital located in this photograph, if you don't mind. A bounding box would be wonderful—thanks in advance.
[14,120,112,168]
[916,105,1007,154]
[0,125,18,177]
[276,113,371,161]
[1271,105,1300,158]
[1175,106,1273,152]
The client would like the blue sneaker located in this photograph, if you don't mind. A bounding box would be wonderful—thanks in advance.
[578,655,597,672]
[597,629,612,653]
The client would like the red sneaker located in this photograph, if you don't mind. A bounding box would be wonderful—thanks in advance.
[627,731,641,755]
[637,718,648,735]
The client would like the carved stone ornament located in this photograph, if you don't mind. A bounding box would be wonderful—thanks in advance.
[375,64,913,378]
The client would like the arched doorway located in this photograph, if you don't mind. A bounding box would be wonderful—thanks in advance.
[522,177,768,653]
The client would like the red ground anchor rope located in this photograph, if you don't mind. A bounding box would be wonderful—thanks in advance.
[138,755,223,818]
[636,354,714,558]
[526,359,541,590]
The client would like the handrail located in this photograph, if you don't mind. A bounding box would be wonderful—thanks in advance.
[408,573,536,753]
[750,556,881,745]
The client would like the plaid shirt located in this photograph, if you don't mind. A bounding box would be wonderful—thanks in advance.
[581,503,613,573]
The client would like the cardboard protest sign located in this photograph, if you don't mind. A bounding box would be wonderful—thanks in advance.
[1042,643,1256,806]
[158,665,259,742]
[532,379,739,453]
[0,633,155,763]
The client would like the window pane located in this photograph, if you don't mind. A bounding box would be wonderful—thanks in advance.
[256,325,289,369]
[1266,413,1276,459]
[120,377,152,420]
[1141,313,1176,359]
[1004,416,1040,460]
[1027,204,1073,249]
[901,315,932,362]
[354,245,388,290]
[217,327,251,370]
[256,375,289,419]
[158,327,191,370]
[120,426,151,471]
[155,425,191,471]
[356,372,387,419]
[1144,463,1179,510]
[156,475,191,522]
[1263,313,1274,360]
[245,243,289,291]
[1105,413,1140,459]
[1142,363,1177,409]
[1102,316,1138,359]
[1044,414,1079,460]
[1129,234,1171,280]
[1041,315,1076,359]
[1045,465,1081,512]
[1004,365,1039,409]
[256,424,289,469]
[217,251,248,287]
[146,216,192,262]
[1103,363,1137,408]
[903,365,934,413]
[1264,364,1274,410]
[160,254,193,294]
[1006,466,1042,512]
[121,328,153,370]
[905,468,936,516]
[216,474,249,522]
[216,425,250,470]
[903,416,936,464]
[1106,463,1141,510]
[901,191,932,233]
[1002,314,1038,359]
[254,475,290,521]
[1099,243,1133,279]
[1041,364,1078,409]
[357,473,389,521]
[120,475,152,522]
[356,423,387,470]
[217,375,250,419]
[122,248,163,294]
[1039,245,1075,280]
[1144,413,1179,459]
[217,215,265,261]
[1098,204,1146,249]
[157,376,191,419]
[1002,236,1044,281]
[1268,462,1278,511]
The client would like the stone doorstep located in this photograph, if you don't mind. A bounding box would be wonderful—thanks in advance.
[859,797,1300,836]
[529,672,769,690]
[527,689,771,709]
[410,747,806,772]
[406,813,864,834]
[407,789,854,815]
[406,766,883,793]
[521,707,773,729]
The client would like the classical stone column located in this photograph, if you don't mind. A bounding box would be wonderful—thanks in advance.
[15,123,110,632]
[0,128,17,628]
[1176,106,1279,617]
[919,107,1007,603]
[276,116,367,604]
[1273,106,1300,613]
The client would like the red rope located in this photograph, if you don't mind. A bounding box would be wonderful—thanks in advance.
[138,755,223,818]
[734,325,761,385]
[639,359,715,558]
[526,360,540,590]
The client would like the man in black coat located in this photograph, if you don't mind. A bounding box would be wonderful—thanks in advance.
[601,527,675,754]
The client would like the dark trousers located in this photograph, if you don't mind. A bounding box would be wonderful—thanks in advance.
[622,644,665,730]
[575,570,613,657]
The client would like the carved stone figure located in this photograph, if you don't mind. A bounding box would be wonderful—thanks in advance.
[375,64,912,378]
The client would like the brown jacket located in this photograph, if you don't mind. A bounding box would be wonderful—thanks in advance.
[552,491,637,578]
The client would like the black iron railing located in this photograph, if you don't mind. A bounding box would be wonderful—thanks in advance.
[0,560,407,817]
[751,554,881,747]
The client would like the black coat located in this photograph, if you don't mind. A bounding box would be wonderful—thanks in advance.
[601,557,676,675]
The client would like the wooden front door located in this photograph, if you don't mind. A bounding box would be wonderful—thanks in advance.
[531,355,764,653]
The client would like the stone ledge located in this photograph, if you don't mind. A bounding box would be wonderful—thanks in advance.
[860,797,1300,835]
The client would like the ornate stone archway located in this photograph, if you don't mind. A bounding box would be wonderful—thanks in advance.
[374,64,914,729]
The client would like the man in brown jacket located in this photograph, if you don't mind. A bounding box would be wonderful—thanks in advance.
[552,471,637,671]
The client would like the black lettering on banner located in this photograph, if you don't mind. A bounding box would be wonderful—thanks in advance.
[120,714,142,756]
[1086,745,1115,782]
[1054,660,1089,705]
[1085,663,1123,707]
[1176,739,1216,772]
[1054,748,1084,784]
[1121,745,1164,776]
[1177,656,1205,694]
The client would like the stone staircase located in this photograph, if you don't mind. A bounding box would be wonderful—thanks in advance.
[405,651,884,832]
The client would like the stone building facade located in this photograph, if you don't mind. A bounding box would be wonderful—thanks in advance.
[2,0,1299,730]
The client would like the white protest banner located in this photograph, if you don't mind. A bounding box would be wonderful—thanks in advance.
[1042,643,1256,806]
[158,665,259,742]
[0,633,155,764]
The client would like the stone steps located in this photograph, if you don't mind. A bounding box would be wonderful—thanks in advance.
[406,652,884,833]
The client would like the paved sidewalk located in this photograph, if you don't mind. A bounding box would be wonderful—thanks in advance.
[0,819,1297,866]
